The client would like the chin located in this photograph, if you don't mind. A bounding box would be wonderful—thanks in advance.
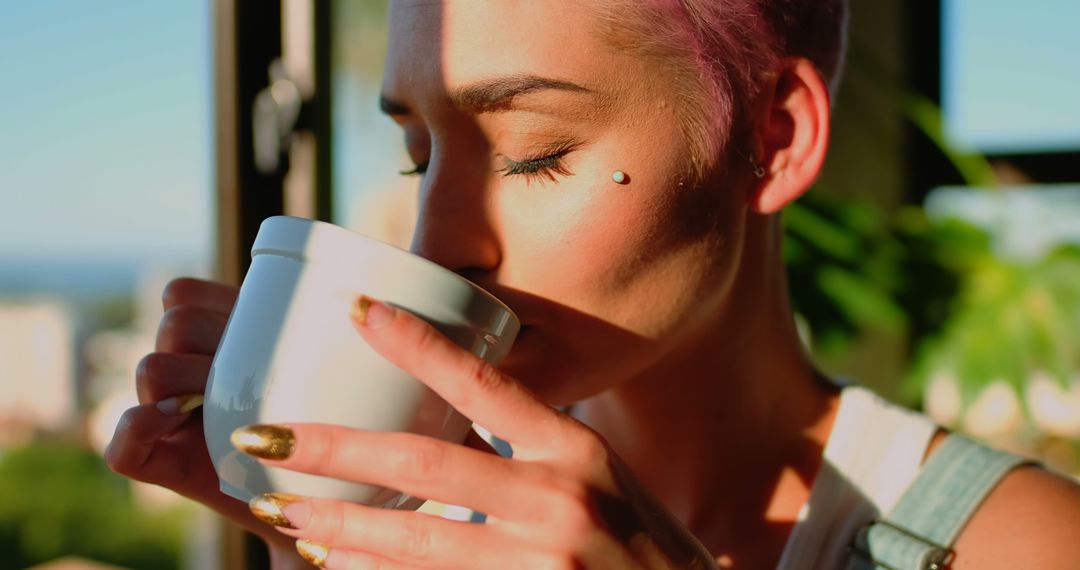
[496,326,576,405]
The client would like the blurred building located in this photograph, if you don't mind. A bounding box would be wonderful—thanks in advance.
[0,299,76,445]
[86,263,208,453]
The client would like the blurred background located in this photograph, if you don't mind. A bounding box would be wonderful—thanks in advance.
[1,0,1077,568]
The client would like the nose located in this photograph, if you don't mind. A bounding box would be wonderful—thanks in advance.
[408,158,502,279]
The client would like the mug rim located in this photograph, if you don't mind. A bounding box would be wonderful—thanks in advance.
[253,215,519,325]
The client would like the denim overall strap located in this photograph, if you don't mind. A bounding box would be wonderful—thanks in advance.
[847,433,1033,570]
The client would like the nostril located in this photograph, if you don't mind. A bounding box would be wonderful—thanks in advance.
[409,220,501,278]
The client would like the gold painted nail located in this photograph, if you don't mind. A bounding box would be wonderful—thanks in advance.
[295,539,330,568]
[177,394,205,413]
[156,393,204,415]
[248,492,303,528]
[230,424,295,460]
[352,295,373,326]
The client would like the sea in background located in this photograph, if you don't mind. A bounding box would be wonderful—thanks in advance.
[2,257,138,295]
[0,256,208,317]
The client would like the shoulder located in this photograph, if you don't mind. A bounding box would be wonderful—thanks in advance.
[950,462,1080,569]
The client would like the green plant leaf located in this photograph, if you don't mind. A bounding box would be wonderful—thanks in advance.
[902,92,999,188]
[817,265,907,332]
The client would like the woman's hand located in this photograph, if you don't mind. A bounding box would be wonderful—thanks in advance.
[235,296,718,569]
[103,277,307,563]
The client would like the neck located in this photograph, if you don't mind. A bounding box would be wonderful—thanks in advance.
[571,214,841,566]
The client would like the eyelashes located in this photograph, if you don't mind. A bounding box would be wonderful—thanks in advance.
[496,143,575,183]
[400,143,576,184]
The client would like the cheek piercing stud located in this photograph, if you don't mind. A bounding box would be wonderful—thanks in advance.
[611,170,628,184]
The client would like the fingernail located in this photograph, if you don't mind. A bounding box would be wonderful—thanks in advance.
[295,539,330,568]
[156,393,204,415]
[248,492,304,528]
[352,295,394,329]
[230,424,295,460]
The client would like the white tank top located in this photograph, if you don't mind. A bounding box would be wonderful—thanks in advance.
[775,385,939,569]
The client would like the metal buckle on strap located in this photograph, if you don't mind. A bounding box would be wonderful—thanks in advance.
[848,518,956,570]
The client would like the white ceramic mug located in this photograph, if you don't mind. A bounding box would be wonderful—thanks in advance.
[203,216,519,507]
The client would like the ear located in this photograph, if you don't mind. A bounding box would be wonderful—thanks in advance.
[745,58,831,214]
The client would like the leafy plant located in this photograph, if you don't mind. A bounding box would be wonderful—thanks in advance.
[0,441,189,569]
[783,193,978,371]
[905,245,1080,408]
[783,193,909,354]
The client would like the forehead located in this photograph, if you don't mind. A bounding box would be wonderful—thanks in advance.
[383,1,638,101]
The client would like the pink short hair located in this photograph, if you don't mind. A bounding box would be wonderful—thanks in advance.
[593,0,849,180]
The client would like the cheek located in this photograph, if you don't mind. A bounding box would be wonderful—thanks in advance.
[496,183,732,404]
[569,194,677,285]
[498,150,704,320]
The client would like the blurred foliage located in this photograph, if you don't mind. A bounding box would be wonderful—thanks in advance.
[785,189,1080,418]
[784,194,905,353]
[905,245,1080,406]
[902,92,998,189]
[783,34,1075,426]
[782,193,969,359]
[0,441,187,569]
[782,30,1001,370]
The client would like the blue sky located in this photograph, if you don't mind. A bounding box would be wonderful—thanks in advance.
[0,1,211,262]
[943,0,1080,153]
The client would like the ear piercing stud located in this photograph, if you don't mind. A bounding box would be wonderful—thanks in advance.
[747,153,766,179]
[611,170,628,184]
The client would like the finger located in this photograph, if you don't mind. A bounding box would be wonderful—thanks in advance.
[105,402,195,478]
[156,305,229,354]
[350,297,567,451]
[293,541,409,570]
[105,403,272,535]
[136,352,212,404]
[162,277,238,315]
[314,548,554,570]
[271,500,518,570]
[325,551,407,570]
[235,424,551,521]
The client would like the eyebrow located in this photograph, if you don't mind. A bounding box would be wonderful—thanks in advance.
[379,74,598,117]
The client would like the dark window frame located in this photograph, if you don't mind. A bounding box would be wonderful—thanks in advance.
[905,0,1079,202]
[213,0,332,567]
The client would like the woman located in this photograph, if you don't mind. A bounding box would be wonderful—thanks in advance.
[106,1,1080,568]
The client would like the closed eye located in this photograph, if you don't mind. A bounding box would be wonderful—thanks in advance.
[497,143,576,184]
[399,143,577,185]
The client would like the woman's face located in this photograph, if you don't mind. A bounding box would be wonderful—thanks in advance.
[383,1,748,404]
